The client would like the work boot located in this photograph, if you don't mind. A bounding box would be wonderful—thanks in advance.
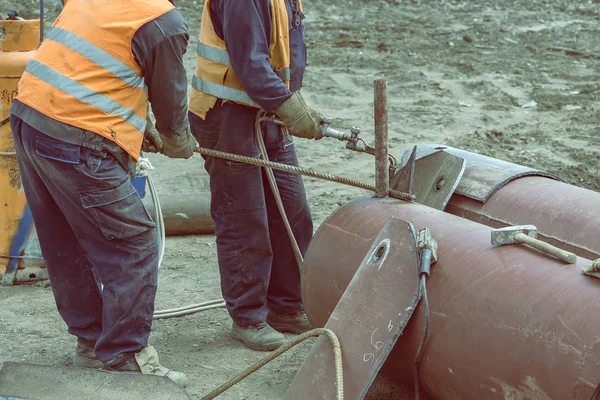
[267,310,313,335]
[105,345,188,388]
[73,338,104,369]
[231,322,286,351]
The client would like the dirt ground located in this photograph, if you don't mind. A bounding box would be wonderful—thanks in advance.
[1,0,599,399]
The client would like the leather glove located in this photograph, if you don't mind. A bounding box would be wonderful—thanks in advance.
[160,126,196,159]
[141,111,164,154]
[273,91,324,140]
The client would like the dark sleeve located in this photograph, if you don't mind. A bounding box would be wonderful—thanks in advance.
[213,0,292,111]
[131,9,190,138]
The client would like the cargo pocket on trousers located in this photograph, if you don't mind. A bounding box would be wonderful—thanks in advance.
[35,134,81,164]
[79,181,156,240]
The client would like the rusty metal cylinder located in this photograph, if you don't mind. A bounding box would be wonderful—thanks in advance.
[302,196,600,400]
[142,193,215,236]
[396,145,600,261]
[446,176,600,261]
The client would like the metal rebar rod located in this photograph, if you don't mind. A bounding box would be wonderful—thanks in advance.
[39,0,44,46]
[194,147,415,202]
[374,79,389,198]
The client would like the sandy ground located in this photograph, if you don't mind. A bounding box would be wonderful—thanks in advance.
[1,0,599,399]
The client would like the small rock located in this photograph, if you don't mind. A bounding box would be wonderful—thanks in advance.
[563,104,583,111]
[521,100,538,109]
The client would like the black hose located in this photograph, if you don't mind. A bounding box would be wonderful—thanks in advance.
[591,383,600,400]
[413,274,430,400]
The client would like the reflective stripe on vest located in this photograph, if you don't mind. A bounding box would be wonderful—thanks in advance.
[196,41,291,90]
[189,0,292,118]
[47,28,145,90]
[197,41,291,95]
[25,59,147,134]
[192,74,259,108]
[14,0,174,160]
[196,41,230,65]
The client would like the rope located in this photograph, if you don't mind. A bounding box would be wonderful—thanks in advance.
[193,147,415,202]
[143,155,228,319]
[0,254,44,260]
[153,300,226,319]
[201,328,344,400]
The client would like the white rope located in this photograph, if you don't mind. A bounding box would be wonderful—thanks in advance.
[135,156,154,176]
[144,156,226,319]
[583,259,600,279]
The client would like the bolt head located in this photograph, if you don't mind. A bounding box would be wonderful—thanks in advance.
[351,126,360,135]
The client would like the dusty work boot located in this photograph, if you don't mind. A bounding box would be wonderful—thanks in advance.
[267,310,313,335]
[231,322,286,351]
[73,338,104,369]
[105,345,188,388]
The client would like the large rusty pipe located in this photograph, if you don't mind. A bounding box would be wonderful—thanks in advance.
[446,176,600,260]
[302,197,600,400]
[143,193,215,236]
[395,145,600,261]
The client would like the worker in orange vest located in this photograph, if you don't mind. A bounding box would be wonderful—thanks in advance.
[10,0,194,386]
[188,0,322,351]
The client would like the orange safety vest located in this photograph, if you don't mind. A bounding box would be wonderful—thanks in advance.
[15,0,174,161]
[189,0,301,119]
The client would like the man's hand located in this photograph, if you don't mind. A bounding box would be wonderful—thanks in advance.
[273,91,324,140]
[142,111,164,154]
[160,126,196,159]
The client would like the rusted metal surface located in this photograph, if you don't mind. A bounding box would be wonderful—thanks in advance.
[398,144,562,202]
[0,361,192,400]
[302,196,600,400]
[374,80,389,198]
[446,176,600,260]
[390,146,416,196]
[392,150,466,210]
[287,217,420,400]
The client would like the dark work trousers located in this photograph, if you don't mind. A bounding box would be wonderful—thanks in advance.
[189,103,313,327]
[10,116,158,368]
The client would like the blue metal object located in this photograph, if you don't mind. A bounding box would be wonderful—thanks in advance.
[1,206,34,285]
[132,175,147,198]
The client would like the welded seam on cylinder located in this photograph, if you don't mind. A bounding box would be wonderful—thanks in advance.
[445,205,598,260]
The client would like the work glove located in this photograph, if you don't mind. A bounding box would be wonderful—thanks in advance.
[141,111,164,154]
[273,91,324,140]
[160,126,196,159]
